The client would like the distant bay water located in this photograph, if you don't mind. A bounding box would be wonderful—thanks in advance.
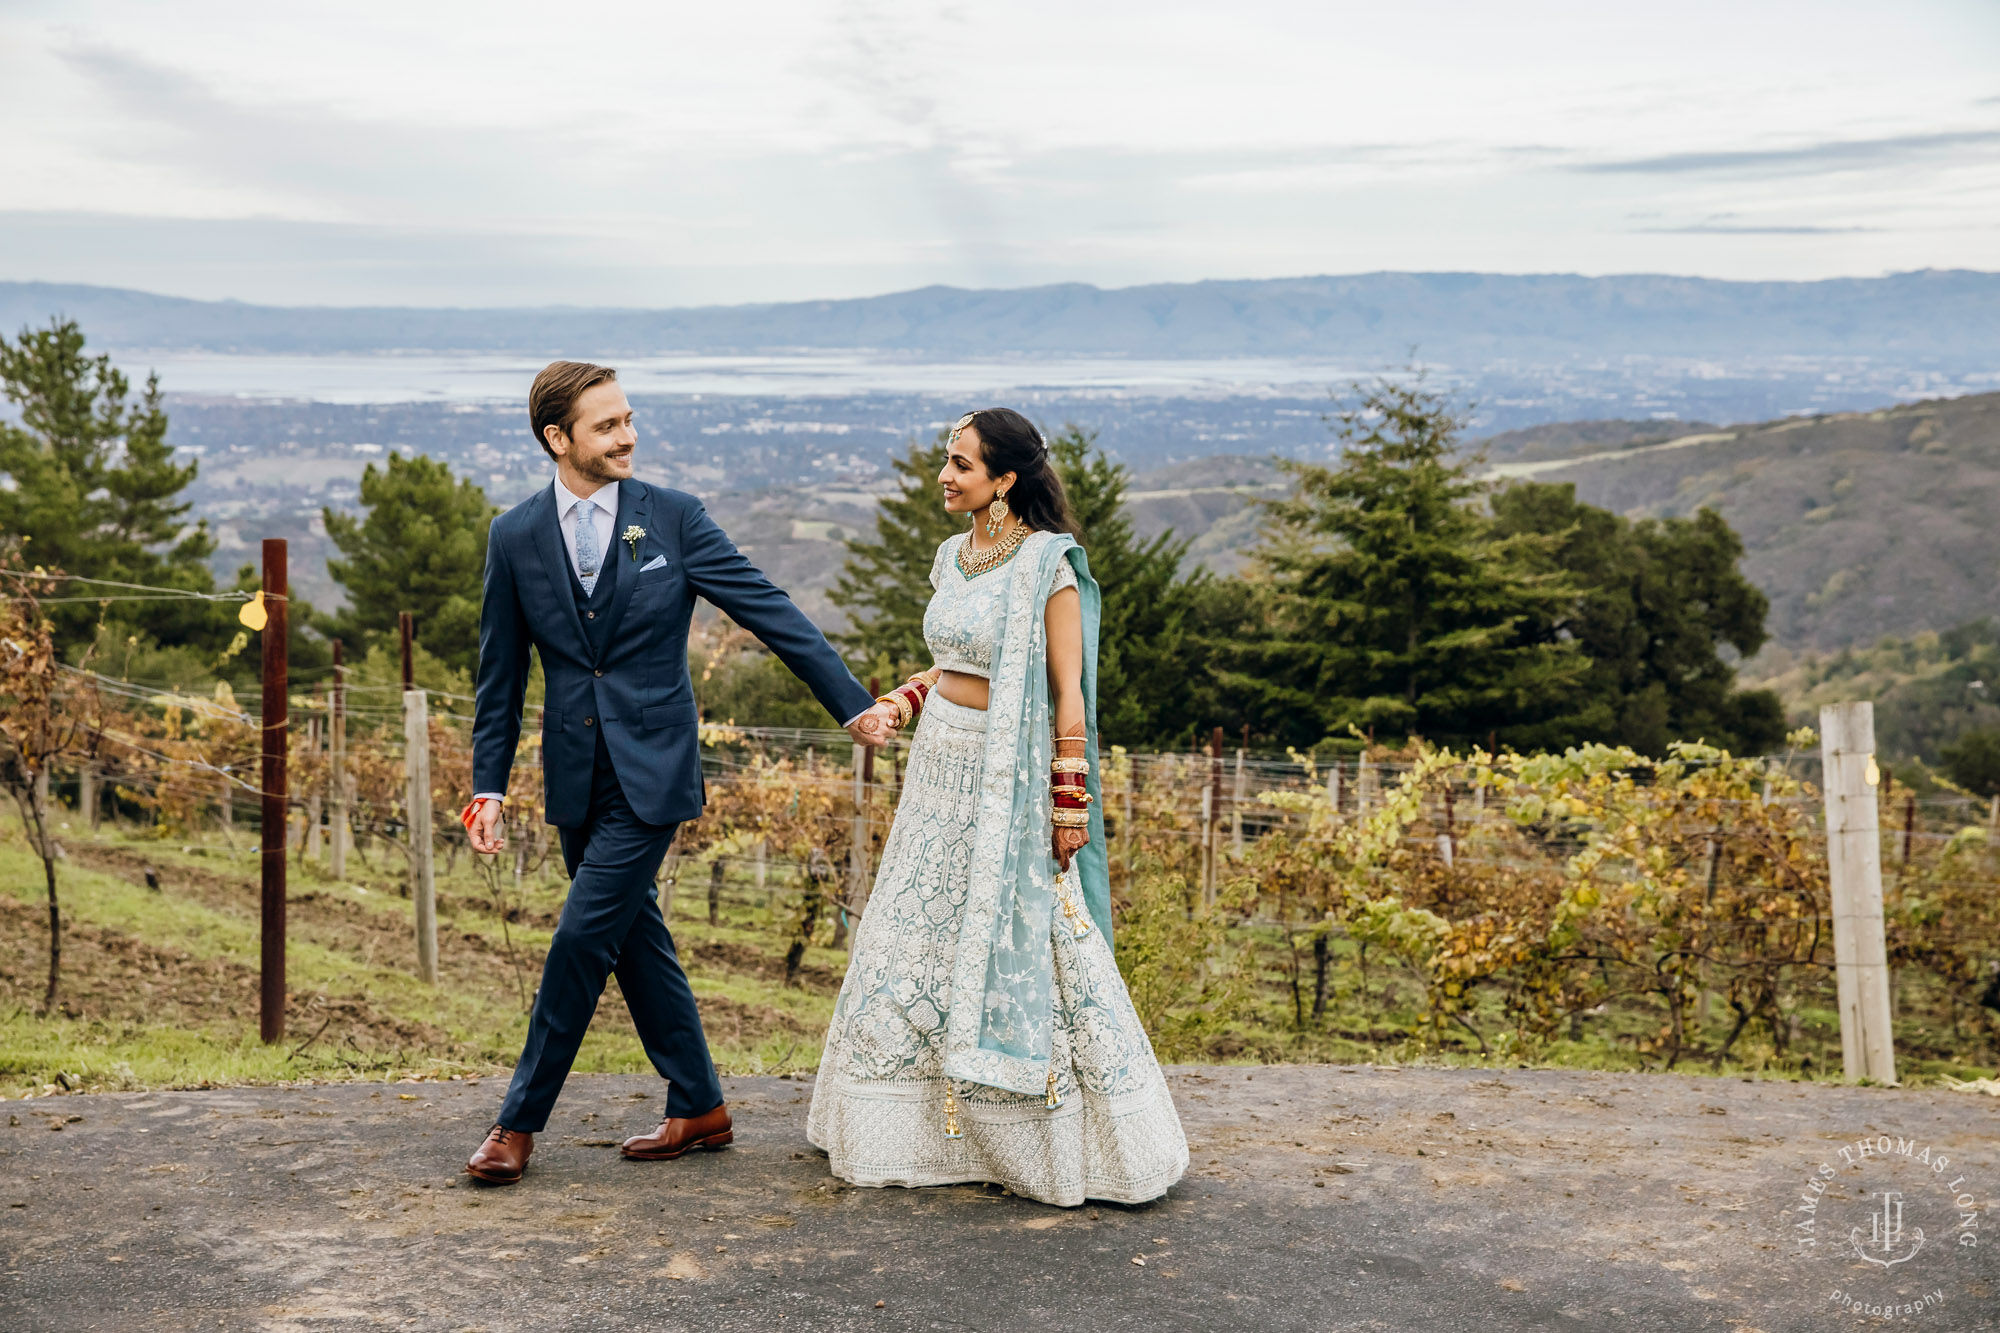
[134,350,1374,404]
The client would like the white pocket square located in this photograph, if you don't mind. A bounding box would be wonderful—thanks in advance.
[640,554,668,572]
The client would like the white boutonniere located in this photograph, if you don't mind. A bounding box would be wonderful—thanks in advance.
[622,525,646,560]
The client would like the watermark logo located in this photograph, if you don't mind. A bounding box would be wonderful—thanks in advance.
[1854,1189,1924,1268]
[1787,1129,1985,1322]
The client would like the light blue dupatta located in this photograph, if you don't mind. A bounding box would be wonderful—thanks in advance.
[940,531,1111,1098]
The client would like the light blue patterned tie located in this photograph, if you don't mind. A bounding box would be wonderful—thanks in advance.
[574,499,600,597]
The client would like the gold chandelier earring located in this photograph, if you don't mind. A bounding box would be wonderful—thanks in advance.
[984,489,1009,539]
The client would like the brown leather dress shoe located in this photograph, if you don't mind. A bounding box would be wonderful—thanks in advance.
[620,1104,733,1160]
[465,1124,533,1183]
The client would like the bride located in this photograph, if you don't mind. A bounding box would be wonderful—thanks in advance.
[806,408,1188,1207]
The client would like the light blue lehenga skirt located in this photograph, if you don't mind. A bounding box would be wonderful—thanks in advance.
[806,693,1188,1207]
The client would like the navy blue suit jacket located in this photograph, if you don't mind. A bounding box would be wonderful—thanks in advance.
[472,478,876,827]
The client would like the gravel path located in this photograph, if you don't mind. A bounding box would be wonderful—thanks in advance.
[2,1065,1994,1332]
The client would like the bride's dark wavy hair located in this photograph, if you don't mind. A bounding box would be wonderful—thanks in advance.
[958,407,1080,539]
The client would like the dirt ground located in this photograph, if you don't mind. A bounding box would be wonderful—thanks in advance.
[2,1064,1994,1332]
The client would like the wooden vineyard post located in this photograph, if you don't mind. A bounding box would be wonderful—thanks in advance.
[259,538,288,1044]
[1232,723,1248,857]
[304,704,323,863]
[329,639,348,879]
[78,760,98,830]
[1357,752,1377,814]
[1819,702,1897,1084]
[849,743,869,916]
[1122,766,1135,891]
[1326,758,1342,815]
[1438,786,1456,868]
[402,612,437,984]
[1202,726,1223,907]
[1198,782,1213,905]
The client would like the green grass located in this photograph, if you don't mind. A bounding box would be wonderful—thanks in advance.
[3,816,1993,1101]
[0,820,843,1098]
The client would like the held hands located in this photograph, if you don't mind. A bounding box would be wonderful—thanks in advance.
[846,700,901,748]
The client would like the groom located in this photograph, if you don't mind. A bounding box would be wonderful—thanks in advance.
[462,360,891,1184]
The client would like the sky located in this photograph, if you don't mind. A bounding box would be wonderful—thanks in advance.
[2,0,1997,308]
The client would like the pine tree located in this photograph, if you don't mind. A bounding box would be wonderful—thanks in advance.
[319,453,497,675]
[1045,428,1210,747]
[1222,378,1584,750]
[829,437,959,672]
[0,319,221,650]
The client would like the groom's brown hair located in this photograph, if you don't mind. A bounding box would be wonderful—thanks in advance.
[529,361,618,459]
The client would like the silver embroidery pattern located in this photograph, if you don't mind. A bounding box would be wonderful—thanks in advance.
[807,539,1187,1207]
[922,531,1075,678]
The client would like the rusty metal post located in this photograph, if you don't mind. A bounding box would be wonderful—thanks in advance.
[259,538,288,1044]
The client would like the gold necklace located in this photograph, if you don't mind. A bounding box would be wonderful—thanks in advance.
[956,519,1030,578]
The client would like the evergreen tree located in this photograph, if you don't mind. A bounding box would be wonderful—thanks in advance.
[1220,379,1585,750]
[0,319,223,651]
[829,437,959,670]
[1941,727,2000,798]
[1490,481,1785,754]
[318,453,496,675]
[1044,428,1210,747]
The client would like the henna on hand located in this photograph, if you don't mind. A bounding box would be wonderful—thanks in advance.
[1052,825,1090,869]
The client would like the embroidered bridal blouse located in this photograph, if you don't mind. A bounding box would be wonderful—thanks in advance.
[923,531,1077,677]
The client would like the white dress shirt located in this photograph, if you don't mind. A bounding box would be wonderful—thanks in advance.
[553,473,617,588]
[470,472,874,806]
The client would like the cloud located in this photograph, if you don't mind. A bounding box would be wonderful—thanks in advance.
[1576,129,2000,177]
[1637,224,1884,235]
[52,42,587,221]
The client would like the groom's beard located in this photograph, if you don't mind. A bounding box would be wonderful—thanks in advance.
[572,449,631,485]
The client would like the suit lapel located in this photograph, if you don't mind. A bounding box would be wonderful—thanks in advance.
[528,484,590,655]
[595,478,650,658]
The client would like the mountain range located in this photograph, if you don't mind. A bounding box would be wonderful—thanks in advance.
[4,270,1996,361]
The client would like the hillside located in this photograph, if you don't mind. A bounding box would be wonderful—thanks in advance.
[1110,392,2000,654]
[5,270,1997,360]
[1536,393,2000,651]
[1746,620,2000,765]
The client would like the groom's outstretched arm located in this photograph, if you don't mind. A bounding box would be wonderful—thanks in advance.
[679,497,879,728]
[472,520,531,803]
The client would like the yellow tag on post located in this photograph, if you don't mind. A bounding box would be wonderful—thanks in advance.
[238,590,268,631]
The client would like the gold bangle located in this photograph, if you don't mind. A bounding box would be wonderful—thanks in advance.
[1052,808,1090,828]
[1050,757,1090,774]
[876,693,913,727]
